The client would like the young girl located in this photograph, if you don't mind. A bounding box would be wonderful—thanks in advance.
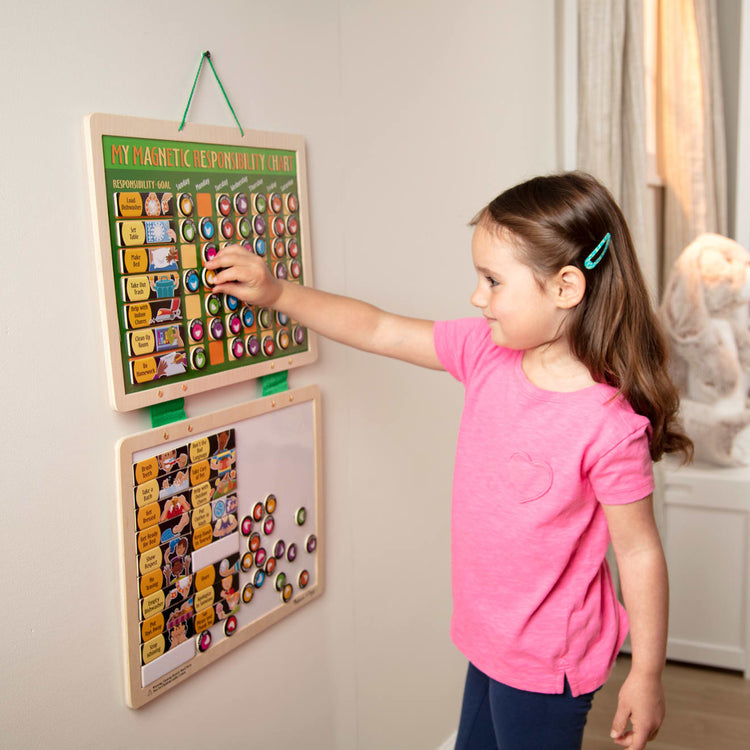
[207,172,692,750]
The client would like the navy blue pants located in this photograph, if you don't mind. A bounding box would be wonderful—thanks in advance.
[455,663,597,750]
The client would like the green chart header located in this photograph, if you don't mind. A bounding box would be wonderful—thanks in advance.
[103,135,296,175]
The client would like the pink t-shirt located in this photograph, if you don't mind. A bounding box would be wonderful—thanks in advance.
[434,318,654,696]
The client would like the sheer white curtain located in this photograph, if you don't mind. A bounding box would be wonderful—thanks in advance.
[657,0,728,277]
[576,0,728,295]
[577,0,654,295]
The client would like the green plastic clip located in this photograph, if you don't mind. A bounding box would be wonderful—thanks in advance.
[260,371,288,397]
[149,398,187,428]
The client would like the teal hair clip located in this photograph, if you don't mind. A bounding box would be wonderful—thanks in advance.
[584,232,611,269]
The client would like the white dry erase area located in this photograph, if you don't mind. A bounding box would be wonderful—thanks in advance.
[117,385,323,708]
[86,113,318,412]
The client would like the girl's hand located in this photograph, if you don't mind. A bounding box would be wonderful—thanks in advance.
[610,670,665,749]
[206,245,282,307]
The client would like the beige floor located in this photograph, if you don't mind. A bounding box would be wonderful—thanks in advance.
[583,657,750,750]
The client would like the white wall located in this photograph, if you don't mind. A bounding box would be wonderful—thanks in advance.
[0,2,558,748]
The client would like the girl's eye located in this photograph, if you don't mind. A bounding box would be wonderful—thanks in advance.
[486,276,499,287]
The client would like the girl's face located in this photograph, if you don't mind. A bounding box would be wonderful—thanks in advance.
[470,225,567,352]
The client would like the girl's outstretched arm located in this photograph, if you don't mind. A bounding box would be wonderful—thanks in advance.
[207,245,443,370]
[602,495,668,750]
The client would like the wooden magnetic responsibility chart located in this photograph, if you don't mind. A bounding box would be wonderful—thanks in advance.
[118,385,323,708]
[85,113,317,411]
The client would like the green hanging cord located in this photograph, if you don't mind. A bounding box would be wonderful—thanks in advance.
[179,51,244,136]
[204,52,244,136]
[179,53,206,131]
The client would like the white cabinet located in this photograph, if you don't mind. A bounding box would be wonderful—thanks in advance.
[661,461,750,678]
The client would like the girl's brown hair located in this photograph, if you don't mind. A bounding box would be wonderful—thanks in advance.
[473,171,692,463]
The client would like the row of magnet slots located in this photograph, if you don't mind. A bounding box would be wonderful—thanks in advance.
[190,256,301,293]
[176,191,299,220]
[175,212,299,245]
[187,322,305,362]
[193,234,300,267]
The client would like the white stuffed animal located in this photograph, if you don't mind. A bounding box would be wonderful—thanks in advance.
[660,233,750,466]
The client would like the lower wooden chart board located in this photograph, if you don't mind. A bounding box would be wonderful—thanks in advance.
[116,385,323,707]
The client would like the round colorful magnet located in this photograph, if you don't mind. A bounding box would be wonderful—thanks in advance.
[184,269,201,293]
[241,551,254,571]
[234,192,249,214]
[237,216,251,238]
[262,336,275,357]
[228,313,242,335]
[202,267,217,288]
[293,326,306,345]
[213,498,227,520]
[274,539,286,558]
[242,582,254,604]
[263,515,275,535]
[253,193,267,213]
[287,543,298,563]
[296,507,307,526]
[276,312,289,327]
[277,330,291,350]
[253,215,266,235]
[197,630,212,652]
[179,193,194,216]
[265,556,276,575]
[274,262,288,280]
[180,219,196,242]
[290,260,302,279]
[241,516,253,536]
[281,583,294,603]
[265,493,277,514]
[285,193,299,213]
[241,307,255,328]
[225,295,240,312]
[208,317,224,340]
[298,569,310,589]
[253,569,265,587]
[255,547,267,567]
[246,334,260,357]
[217,193,231,216]
[287,238,299,258]
[205,294,222,317]
[248,532,261,552]
[272,216,286,237]
[199,217,215,240]
[275,572,287,591]
[221,217,234,240]
[242,240,254,252]
[191,347,207,370]
[254,237,267,256]
[287,216,299,235]
[272,238,285,258]
[189,319,205,343]
[253,501,265,521]
[230,337,245,359]
[269,193,283,214]
[306,534,317,553]
[224,615,238,637]
[202,242,218,263]
[258,308,273,329]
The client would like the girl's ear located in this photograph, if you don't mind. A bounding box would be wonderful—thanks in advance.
[553,265,586,309]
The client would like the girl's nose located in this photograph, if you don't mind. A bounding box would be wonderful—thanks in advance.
[470,285,485,309]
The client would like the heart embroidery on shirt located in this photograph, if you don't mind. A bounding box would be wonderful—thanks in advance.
[507,452,553,503]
